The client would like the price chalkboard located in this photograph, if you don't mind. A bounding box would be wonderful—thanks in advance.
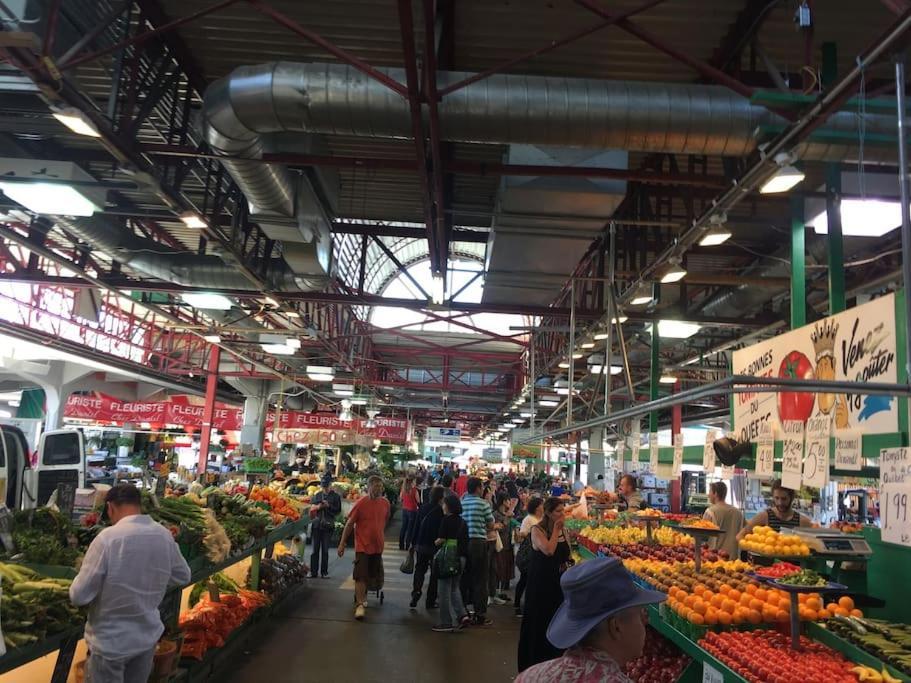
[881,481,911,547]
[56,482,76,519]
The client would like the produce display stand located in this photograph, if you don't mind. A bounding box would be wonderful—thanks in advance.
[633,514,663,544]
[753,575,847,650]
[0,516,311,682]
[806,622,910,682]
[676,526,723,573]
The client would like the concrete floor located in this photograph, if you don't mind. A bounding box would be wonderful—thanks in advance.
[223,519,521,683]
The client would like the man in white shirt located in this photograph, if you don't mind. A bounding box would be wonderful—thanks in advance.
[70,484,191,683]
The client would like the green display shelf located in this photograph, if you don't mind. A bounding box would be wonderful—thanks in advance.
[647,605,749,683]
[806,622,910,682]
[0,626,83,676]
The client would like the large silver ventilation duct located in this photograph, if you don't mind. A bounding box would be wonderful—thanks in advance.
[56,215,299,291]
[202,62,891,162]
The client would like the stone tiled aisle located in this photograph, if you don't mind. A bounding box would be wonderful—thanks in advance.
[223,516,521,683]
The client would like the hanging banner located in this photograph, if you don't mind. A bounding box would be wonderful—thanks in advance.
[672,434,684,478]
[834,431,862,471]
[511,429,543,461]
[702,430,717,473]
[780,420,804,490]
[754,423,775,480]
[732,294,897,442]
[64,392,409,442]
[631,441,640,465]
[803,415,831,489]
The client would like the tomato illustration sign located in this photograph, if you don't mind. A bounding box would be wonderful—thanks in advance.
[732,294,897,443]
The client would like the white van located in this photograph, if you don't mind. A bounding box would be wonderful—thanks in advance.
[0,425,85,509]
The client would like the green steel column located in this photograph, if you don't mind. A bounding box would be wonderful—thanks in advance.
[826,164,846,314]
[650,321,659,433]
[822,42,846,315]
[790,196,807,329]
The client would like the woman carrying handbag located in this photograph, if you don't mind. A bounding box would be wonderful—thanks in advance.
[432,494,470,633]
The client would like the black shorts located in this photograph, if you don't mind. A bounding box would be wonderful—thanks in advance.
[353,552,384,587]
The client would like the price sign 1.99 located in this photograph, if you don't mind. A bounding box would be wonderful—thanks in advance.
[881,481,911,547]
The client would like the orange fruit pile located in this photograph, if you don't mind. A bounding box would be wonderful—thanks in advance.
[796,594,862,621]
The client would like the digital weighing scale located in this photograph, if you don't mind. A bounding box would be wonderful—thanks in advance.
[781,528,873,557]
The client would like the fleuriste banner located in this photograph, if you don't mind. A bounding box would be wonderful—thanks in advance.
[63,392,409,443]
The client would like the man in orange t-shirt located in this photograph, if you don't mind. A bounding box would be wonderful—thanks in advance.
[338,475,390,620]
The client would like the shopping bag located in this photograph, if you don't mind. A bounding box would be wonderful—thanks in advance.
[400,548,415,574]
[433,540,461,578]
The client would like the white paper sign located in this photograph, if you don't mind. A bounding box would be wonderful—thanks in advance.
[881,447,910,484]
[703,430,717,472]
[803,415,831,489]
[649,433,659,471]
[834,431,862,471]
[616,442,626,462]
[780,420,804,490]
[631,442,640,464]
[881,481,911,547]
[702,662,723,683]
[755,423,775,479]
[672,434,684,477]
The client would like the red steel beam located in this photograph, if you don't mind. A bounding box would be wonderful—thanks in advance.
[373,345,521,362]
[422,0,449,277]
[60,0,242,70]
[575,0,755,99]
[419,308,528,347]
[376,377,513,396]
[439,0,670,96]
[396,0,442,275]
[249,0,408,98]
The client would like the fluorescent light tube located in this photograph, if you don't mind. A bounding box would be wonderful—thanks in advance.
[51,106,101,138]
[659,375,678,384]
[285,338,301,350]
[182,292,233,310]
[0,181,100,216]
[179,211,207,228]
[580,341,595,349]
[202,334,221,344]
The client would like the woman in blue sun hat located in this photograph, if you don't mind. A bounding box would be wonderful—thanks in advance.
[514,556,666,683]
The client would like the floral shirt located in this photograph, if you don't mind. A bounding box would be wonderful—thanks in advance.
[515,647,632,683]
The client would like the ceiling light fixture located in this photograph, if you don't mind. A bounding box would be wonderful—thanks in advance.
[659,375,678,384]
[699,212,732,246]
[627,282,654,306]
[760,153,805,194]
[51,106,101,138]
[179,211,207,229]
[306,365,335,382]
[571,351,584,359]
[181,292,233,310]
[809,198,904,237]
[0,180,100,216]
[580,341,595,349]
[593,331,609,340]
[285,337,301,350]
[333,383,355,397]
[652,319,702,339]
[285,310,301,318]
[658,258,687,284]
[202,333,221,344]
[558,360,571,369]
[260,343,295,355]
[430,272,445,305]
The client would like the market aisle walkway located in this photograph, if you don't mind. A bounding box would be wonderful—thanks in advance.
[223,516,521,683]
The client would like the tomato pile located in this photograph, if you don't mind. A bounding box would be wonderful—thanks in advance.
[700,631,861,683]
[753,562,803,579]
[624,628,690,683]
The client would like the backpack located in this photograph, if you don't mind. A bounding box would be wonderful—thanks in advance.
[434,539,462,578]
[515,532,533,573]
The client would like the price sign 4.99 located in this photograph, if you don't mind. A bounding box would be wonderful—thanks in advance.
[881,482,911,547]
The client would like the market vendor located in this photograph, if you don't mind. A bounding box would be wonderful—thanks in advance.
[515,556,666,682]
[606,474,645,511]
[704,481,744,559]
[70,484,192,683]
[737,479,811,540]
[310,473,342,579]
